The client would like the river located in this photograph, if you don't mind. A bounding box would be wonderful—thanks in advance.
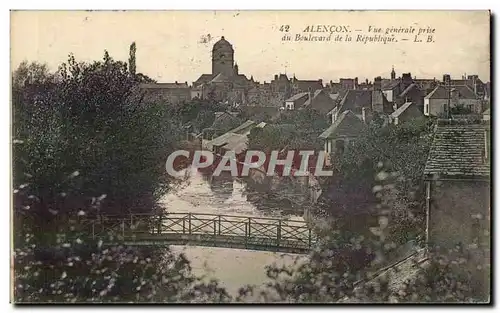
[159,168,308,297]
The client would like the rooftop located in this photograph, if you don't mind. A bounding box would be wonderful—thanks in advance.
[319,110,366,139]
[390,101,417,118]
[139,82,189,89]
[424,120,490,178]
[285,92,308,102]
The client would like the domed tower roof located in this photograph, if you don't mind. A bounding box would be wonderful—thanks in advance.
[212,36,234,52]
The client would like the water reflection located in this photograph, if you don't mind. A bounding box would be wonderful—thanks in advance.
[159,167,307,297]
[160,167,304,220]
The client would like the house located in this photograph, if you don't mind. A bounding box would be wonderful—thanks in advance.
[291,76,323,94]
[206,120,267,155]
[339,77,359,90]
[482,108,490,121]
[414,78,439,95]
[424,119,490,293]
[424,85,482,117]
[443,74,486,99]
[301,89,337,115]
[284,92,309,110]
[331,78,392,124]
[389,102,424,125]
[319,110,366,157]
[381,73,414,105]
[238,105,280,122]
[395,83,425,112]
[381,79,401,103]
[202,111,241,139]
[139,82,191,105]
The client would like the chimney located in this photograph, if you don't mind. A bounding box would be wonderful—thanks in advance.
[354,77,359,89]
[319,79,323,87]
[373,76,382,91]
[443,74,451,85]
[274,74,278,81]
[402,73,412,89]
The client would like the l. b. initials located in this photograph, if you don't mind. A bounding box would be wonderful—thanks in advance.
[414,35,434,43]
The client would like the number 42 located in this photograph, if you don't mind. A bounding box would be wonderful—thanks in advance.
[280,25,290,32]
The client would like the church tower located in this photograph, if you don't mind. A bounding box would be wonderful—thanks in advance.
[212,36,234,77]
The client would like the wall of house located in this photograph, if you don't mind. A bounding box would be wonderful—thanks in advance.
[427,178,490,298]
[425,98,448,116]
[428,179,490,248]
[382,90,393,102]
[457,99,482,113]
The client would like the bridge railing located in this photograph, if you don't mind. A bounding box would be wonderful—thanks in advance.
[78,212,318,251]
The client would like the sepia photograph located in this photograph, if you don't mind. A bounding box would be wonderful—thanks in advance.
[10,10,491,304]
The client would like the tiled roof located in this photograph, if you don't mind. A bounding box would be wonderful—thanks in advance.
[399,83,418,97]
[390,102,413,118]
[382,79,400,90]
[303,89,324,107]
[229,120,257,134]
[424,121,490,178]
[285,92,308,102]
[193,74,215,86]
[139,82,189,89]
[455,85,478,99]
[424,85,449,99]
[425,85,478,100]
[210,72,232,83]
[293,80,323,91]
[338,90,372,114]
[319,110,365,139]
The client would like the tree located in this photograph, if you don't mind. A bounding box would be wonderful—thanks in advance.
[129,42,137,76]
[12,53,234,303]
[317,117,435,244]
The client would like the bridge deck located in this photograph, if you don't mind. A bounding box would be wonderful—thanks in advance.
[84,212,317,254]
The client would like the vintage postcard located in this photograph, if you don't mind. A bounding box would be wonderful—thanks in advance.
[11,10,491,304]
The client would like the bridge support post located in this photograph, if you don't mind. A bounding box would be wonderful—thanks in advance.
[245,223,248,248]
[188,213,192,235]
[248,217,251,237]
[218,216,221,235]
[277,220,281,248]
[158,213,162,235]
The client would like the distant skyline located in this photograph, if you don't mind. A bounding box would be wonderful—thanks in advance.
[11,11,491,84]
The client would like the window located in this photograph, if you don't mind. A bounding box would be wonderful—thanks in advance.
[424,101,429,115]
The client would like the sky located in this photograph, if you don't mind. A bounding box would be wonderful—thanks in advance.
[10,10,491,84]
